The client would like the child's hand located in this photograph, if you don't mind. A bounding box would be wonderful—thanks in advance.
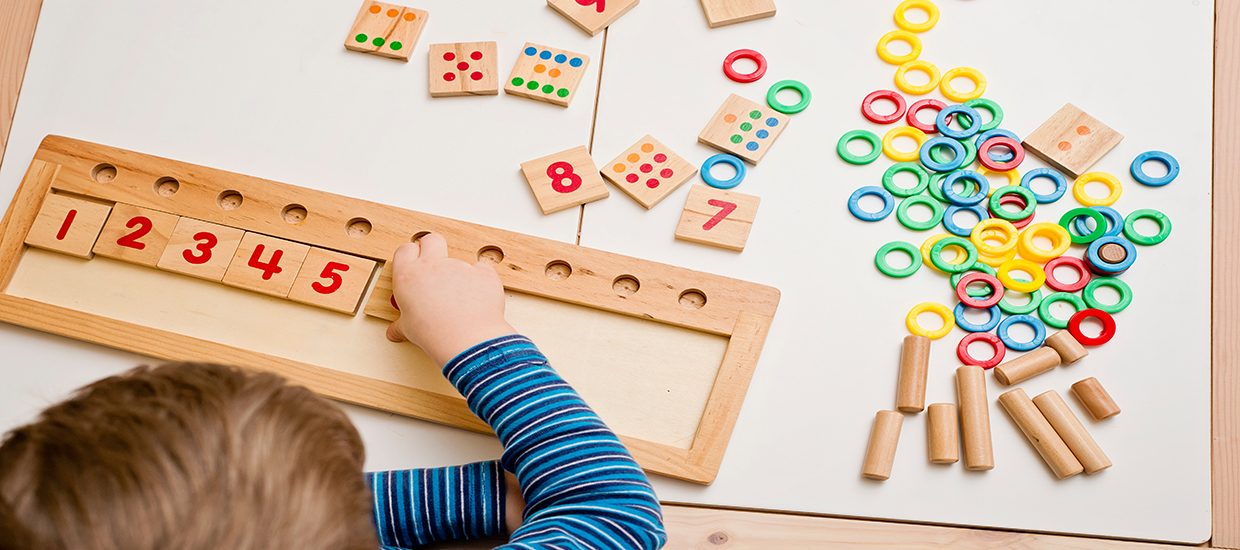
[385,234,515,365]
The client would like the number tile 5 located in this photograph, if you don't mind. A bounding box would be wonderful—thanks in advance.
[287,248,377,314]
[221,233,311,298]
[520,146,609,215]
[24,193,113,259]
[92,203,180,267]
[674,184,761,252]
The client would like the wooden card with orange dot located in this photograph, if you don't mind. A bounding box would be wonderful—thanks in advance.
[1022,103,1123,179]
[698,94,790,165]
[601,135,696,209]
[504,42,590,108]
[344,1,428,61]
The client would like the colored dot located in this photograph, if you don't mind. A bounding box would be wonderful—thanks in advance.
[740,122,753,132]
[627,153,641,163]
[749,110,762,120]
[647,179,660,189]
[542,84,555,94]
[512,77,525,86]
[524,47,537,56]
[1077,125,1092,135]
[570,58,583,67]
[653,153,667,162]
[457,61,469,71]
[640,164,653,173]
[386,8,398,17]
[369,4,381,13]
[443,52,456,61]
[372,37,385,47]
[540,50,552,60]
[471,72,483,81]
[534,64,546,73]
[626,173,639,183]
[660,168,674,178]
[527,80,539,90]
[557,88,570,98]
[746,142,760,151]
[766,118,779,127]
[555,53,568,63]
[355,34,368,43]
[730,135,743,144]
[549,68,561,78]
[724,114,738,123]
[756,129,769,139]
[390,41,402,51]
[1058,141,1073,151]
[443,73,456,82]
[640,143,655,153]
[471,51,483,60]
[613,163,627,173]
[403,12,416,21]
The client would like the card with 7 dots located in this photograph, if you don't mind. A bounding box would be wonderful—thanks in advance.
[504,43,590,108]
[601,135,696,209]
[698,94,789,165]
[547,0,641,36]
[428,42,498,97]
[344,1,428,61]
[520,146,609,215]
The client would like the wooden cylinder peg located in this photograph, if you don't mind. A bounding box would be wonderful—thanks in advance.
[998,388,1083,479]
[862,410,904,480]
[1045,330,1089,364]
[1071,377,1121,420]
[896,335,931,412]
[955,365,994,470]
[1033,390,1112,474]
[993,347,1062,386]
[927,403,960,464]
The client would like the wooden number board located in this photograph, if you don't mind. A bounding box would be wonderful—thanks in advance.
[0,136,781,484]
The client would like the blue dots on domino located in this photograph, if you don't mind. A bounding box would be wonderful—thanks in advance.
[1072,206,1124,239]
[570,57,584,67]
[524,46,538,56]
[555,53,567,63]
[701,154,747,189]
[539,50,552,60]
[937,104,983,139]
[942,170,990,206]
[954,302,1002,333]
[921,137,966,172]
[849,186,896,221]
[1020,167,1068,204]
[997,314,1047,351]
[943,204,990,236]
[1131,150,1179,186]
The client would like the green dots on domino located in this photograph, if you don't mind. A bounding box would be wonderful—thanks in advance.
[740,122,753,132]
[557,88,570,98]
[372,37,386,47]
[527,80,540,91]
[749,110,762,120]
[512,77,525,87]
[355,34,369,43]
[730,135,743,144]
[389,41,403,51]
[542,84,555,94]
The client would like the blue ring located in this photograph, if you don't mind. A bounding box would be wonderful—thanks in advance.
[975,129,1020,163]
[954,302,1002,333]
[701,154,747,189]
[848,186,895,221]
[1131,150,1180,187]
[1086,236,1137,275]
[942,170,990,206]
[920,137,966,172]
[1072,206,1124,239]
[1020,167,1068,204]
[997,314,1047,351]
[937,105,983,139]
[943,204,990,236]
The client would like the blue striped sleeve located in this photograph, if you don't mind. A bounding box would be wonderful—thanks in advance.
[366,460,506,548]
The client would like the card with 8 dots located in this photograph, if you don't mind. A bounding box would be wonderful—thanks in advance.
[698,94,790,165]
[428,42,498,97]
[602,135,696,209]
[344,1,428,62]
[504,42,590,108]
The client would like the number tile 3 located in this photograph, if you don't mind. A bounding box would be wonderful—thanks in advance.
[520,145,609,215]
[674,184,761,252]
[287,248,377,314]
[157,218,245,281]
[93,203,181,267]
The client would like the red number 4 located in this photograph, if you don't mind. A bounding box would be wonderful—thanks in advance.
[246,244,284,281]
[702,199,737,231]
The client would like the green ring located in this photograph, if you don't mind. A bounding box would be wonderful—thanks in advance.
[951,262,998,297]
[1038,292,1087,329]
[929,136,976,168]
[875,241,923,278]
[882,162,930,197]
[837,130,882,165]
[766,79,812,114]
[988,185,1037,221]
[964,98,1004,132]
[927,171,978,204]
[1083,277,1133,313]
[1123,208,1172,245]
[929,236,978,273]
[1059,208,1108,244]
[896,195,945,231]
[998,278,1044,315]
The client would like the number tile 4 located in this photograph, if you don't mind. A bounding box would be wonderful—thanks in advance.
[547,0,640,36]
[92,203,180,267]
[221,233,311,298]
[157,218,245,281]
[674,184,761,252]
[287,247,377,314]
[24,193,113,259]
[520,146,609,215]
[344,1,428,62]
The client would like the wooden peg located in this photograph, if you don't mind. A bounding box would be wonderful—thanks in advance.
[927,403,959,464]
[993,347,1062,386]
[1071,377,1121,420]
[24,193,113,259]
[92,203,181,268]
[1033,390,1112,474]
[862,410,903,480]
[896,334,930,412]
[998,388,1084,479]
[955,365,994,470]
[1045,330,1089,364]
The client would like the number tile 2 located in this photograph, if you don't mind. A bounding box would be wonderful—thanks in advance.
[92,203,180,267]
[547,0,640,36]
[699,94,790,165]
[601,134,696,209]
[287,248,377,314]
[1022,103,1123,178]
[428,42,499,97]
[504,43,590,108]
[156,218,244,281]
[520,146,609,214]
[24,193,113,259]
[221,233,311,298]
[344,1,428,62]
[674,184,760,251]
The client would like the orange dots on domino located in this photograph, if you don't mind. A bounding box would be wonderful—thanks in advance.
[641,143,655,153]
[534,64,547,74]
[369,4,382,13]
[549,68,562,78]
[1058,141,1072,151]
[627,153,640,163]
[613,164,626,173]
[404,12,417,21]
[1077,125,1091,135]
[386,8,399,17]
[724,114,738,124]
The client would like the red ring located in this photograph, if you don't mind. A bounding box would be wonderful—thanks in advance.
[1044,255,1092,293]
[990,194,1035,229]
[723,49,768,83]
[861,89,907,124]
[957,332,1007,369]
[978,136,1026,171]
[1068,308,1117,346]
[956,272,1005,308]
[906,99,951,133]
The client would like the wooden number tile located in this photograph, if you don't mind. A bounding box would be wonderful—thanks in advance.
[504,42,590,107]
[674,184,760,252]
[602,135,696,209]
[221,233,312,297]
[287,247,377,314]
[156,218,245,282]
[547,0,640,36]
[698,94,790,165]
[362,260,400,321]
[92,203,180,267]
[344,1,428,61]
[520,146,610,214]
[1022,103,1124,178]
[428,42,499,97]
[699,0,776,28]
[24,193,113,259]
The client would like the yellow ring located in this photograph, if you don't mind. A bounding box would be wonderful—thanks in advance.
[894,60,941,95]
[882,125,927,162]
[971,219,1018,256]
[906,302,955,339]
[1072,172,1123,206]
[997,259,1046,293]
[1016,222,1071,263]
[921,233,968,273]
[894,0,940,33]
[977,166,1020,190]
[876,30,922,65]
[978,248,1017,268]
[940,67,987,102]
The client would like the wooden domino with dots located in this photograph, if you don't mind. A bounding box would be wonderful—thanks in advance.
[601,135,696,209]
[547,0,640,36]
[674,184,760,251]
[504,43,590,108]
[699,0,776,28]
[92,203,181,267]
[156,218,245,281]
[520,146,610,214]
[23,193,112,259]
[1022,103,1124,178]
[428,42,498,97]
[699,94,790,165]
[344,0,428,62]
[221,232,311,297]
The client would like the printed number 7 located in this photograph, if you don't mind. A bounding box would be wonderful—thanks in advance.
[702,199,737,231]
[576,0,605,13]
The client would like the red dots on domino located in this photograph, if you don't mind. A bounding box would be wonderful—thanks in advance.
[861,90,907,124]
[1068,308,1116,346]
[956,272,1004,308]
[907,99,951,133]
[723,49,768,83]
[471,50,483,61]
[1044,255,1092,293]
[957,332,1006,369]
[443,52,456,61]
[978,136,1026,171]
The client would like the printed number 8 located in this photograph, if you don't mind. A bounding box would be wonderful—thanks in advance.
[576,0,605,13]
[547,161,582,194]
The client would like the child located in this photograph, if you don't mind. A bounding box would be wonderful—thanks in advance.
[0,233,667,550]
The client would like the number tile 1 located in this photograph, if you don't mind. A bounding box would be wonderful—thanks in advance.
[24,193,113,259]
[92,203,180,267]
[156,218,245,282]
[601,134,696,209]
[547,0,640,36]
[344,1,428,62]
[698,93,790,165]
[287,247,377,314]
[520,145,609,214]
[674,184,761,251]
[221,233,311,298]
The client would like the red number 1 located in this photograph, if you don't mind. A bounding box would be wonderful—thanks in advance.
[703,199,737,231]
[576,0,605,12]
[116,216,153,250]
[311,261,350,294]
[246,244,284,281]
[56,210,78,240]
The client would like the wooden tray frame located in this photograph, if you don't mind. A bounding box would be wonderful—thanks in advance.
[1,0,1236,547]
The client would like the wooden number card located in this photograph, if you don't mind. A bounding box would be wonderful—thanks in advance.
[698,0,776,28]
[699,94,790,165]
[547,0,640,36]
[520,146,610,214]
[675,185,760,251]
[0,136,781,485]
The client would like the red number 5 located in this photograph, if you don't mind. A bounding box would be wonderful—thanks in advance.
[703,199,737,231]
[311,262,351,295]
[183,232,217,265]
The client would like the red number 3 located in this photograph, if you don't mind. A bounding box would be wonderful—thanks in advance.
[576,0,605,12]
[311,262,350,294]
[183,232,217,265]
[547,161,582,193]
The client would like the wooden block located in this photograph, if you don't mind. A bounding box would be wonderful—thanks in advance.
[503,42,590,107]
[1022,103,1124,178]
[993,347,1062,386]
[362,260,400,321]
[698,94,790,165]
[955,365,994,471]
[428,42,499,97]
[927,403,959,464]
[1045,330,1089,364]
[1072,377,1122,420]
[343,1,428,61]
[862,410,903,481]
[156,218,245,282]
[600,135,697,209]
[998,388,1084,479]
[287,247,377,314]
[895,334,930,412]
[699,0,776,28]
[92,203,180,268]
[23,193,112,259]
[674,185,759,252]
[221,232,312,298]
[1033,390,1112,474]
[520,146,610,214]
[547,0,640,36]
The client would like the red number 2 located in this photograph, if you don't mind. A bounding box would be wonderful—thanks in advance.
[576,0,605,12]
[703,199,737,231]
[547,161,582,193]
[116,216,153,250]
[246,244,284,281]
[311,261,350,295]
[183,232,217,265]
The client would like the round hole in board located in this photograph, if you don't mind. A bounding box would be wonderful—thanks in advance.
[477,246,504,264]
[544,260,572,281]
[91,163,117,183]
[410,231,430,243]
[281,204,308,225]
[613,275,640,297]
[217,190,243,210]
[346,217,372,238]
[679,289,707,309]
[153,177,180,197]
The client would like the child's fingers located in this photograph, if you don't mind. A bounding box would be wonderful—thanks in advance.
[385,322,406,343]
[416,233,449,259]
[392,241,421,266]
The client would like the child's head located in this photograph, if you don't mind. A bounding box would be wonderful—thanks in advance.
[0,362,378,550]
